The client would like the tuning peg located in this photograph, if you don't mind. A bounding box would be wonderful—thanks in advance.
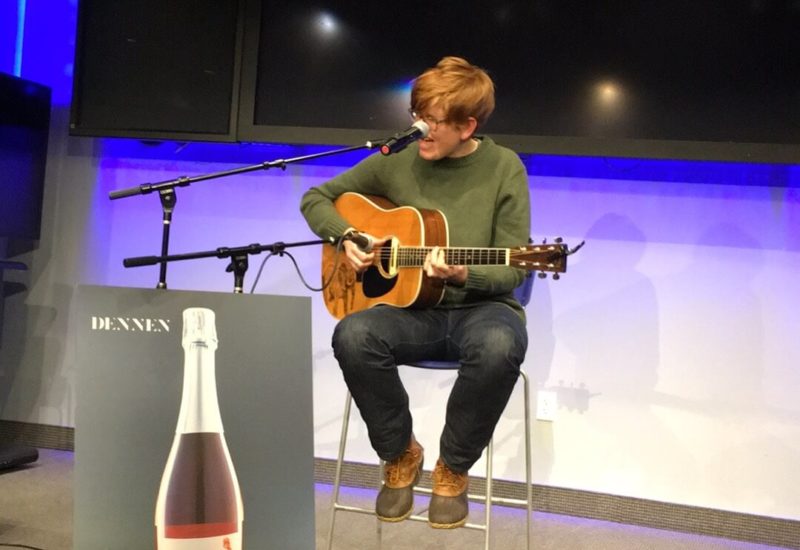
[553,273,560,280]
[555,237,563,244]
[537,272,547,279]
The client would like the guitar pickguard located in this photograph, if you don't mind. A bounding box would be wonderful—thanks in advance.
[322,261,357,319]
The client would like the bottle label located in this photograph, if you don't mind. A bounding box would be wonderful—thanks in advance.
[156,529,242,550]
[165,522,238,538]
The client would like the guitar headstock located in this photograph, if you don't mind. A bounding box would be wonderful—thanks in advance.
[510,238,580,279]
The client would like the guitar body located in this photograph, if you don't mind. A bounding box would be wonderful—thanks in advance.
[322,193,447,319]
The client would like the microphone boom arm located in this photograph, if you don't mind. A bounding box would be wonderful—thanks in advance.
[108,142,382,200]
[123,238,331,294]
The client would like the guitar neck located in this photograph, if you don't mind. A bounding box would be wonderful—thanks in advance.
[390,246,510,267]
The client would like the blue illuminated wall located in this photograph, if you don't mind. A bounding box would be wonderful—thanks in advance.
[0,1,23,75]
[2,0,77,104]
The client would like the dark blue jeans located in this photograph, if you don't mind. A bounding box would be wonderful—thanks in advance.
[332,302,528,473]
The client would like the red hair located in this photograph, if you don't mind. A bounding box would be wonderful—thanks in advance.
[410,56,496,128]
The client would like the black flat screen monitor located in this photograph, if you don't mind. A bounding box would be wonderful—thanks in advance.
[238,0,800,162]
[69,0,242,141]
[0,72,51,242]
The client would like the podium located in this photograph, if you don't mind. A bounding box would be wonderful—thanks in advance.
[74,285,314,549]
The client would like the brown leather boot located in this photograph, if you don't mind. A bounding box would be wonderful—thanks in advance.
[429,458,469,529]
[375,435,424,522]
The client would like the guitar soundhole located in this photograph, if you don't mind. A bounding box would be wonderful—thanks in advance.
[362,266,397,297]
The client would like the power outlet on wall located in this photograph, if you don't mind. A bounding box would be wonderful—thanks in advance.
[536,390,557,422]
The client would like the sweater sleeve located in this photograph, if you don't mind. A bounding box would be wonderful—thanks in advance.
[299,154,382,240]
[461,154,531,297]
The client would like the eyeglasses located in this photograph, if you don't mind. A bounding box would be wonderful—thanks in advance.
[408,108,448,131]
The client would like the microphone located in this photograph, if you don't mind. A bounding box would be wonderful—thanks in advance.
[380,120,430,156]
[343,231,374,252]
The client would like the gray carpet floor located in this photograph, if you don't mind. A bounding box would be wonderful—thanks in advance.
[0,448,790,550]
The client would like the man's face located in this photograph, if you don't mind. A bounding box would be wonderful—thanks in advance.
[416,106,477,161]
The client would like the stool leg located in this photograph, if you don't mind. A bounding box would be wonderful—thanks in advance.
[376,461,384,540]
[327,391,353,550]
[521,370,532,550]
[485,438,493,550]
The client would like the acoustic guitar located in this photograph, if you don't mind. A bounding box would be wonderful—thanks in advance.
[321,192,573,319]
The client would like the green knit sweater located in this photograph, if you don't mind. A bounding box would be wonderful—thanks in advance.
[300,137,531,316]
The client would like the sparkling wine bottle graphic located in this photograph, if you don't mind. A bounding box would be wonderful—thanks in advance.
[155,308,244,549]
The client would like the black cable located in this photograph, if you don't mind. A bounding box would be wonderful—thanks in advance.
[0,543,48,550]
[248,237,346,294]
[248,251,275,294]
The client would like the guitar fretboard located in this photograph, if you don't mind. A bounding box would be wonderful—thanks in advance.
[384,247,510,267]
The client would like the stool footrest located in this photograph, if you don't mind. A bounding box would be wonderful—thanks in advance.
[332,503,380,516]
[411,485,507,505]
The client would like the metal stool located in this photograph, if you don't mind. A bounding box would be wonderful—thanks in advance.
[326,275,534,550]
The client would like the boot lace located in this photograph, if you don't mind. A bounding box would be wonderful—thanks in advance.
[433,460,463,489]
[386,447,419,485]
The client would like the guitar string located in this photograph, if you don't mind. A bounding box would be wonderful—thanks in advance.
[373,246,512,267]
[370,245,561,269]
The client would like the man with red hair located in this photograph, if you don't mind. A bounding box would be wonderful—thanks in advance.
[301,56,530,529]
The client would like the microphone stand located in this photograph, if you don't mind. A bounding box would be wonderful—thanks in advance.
[109,141,384,289]
[123,238,331,294]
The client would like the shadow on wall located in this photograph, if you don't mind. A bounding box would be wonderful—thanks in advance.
[548,213,698,491]
[556,212,657,404]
